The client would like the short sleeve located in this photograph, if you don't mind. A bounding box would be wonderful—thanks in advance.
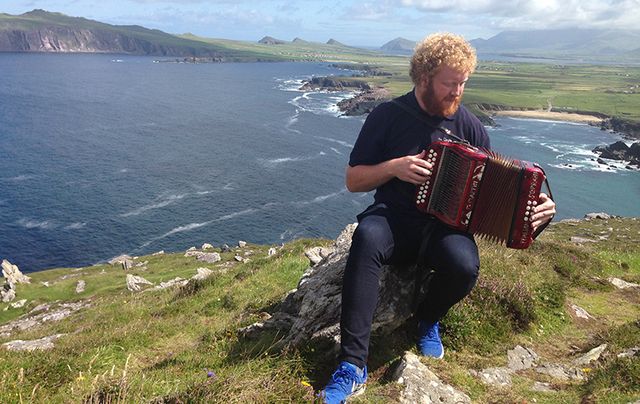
[349,104,392,166]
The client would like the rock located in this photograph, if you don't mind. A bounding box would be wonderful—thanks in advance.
[391,351,472,404]
[304,246,335,266]
[532,382,555,392]
[239,223,416,349]
[126,274,153,292]
[570,236,597,244]
[299,77,371,92]
[192,267,213,281]
[507,345,539,371]
[152,250,165,256]
[153,277,188,290]
[10,299,27,309]
[238,241,247,248]
[201,243,214,250]
[608,277,640,289]
[585,212,611,220]
[592,141,640,166]
[535,363,585,381]
[337,88,392,116]
[76,280,86,294]
[573,344,607,365]
[268,247,277,256]
[109,254,134,270]
[1,284,16,303]
[472,367,512,386]
[571,304,594,320]
[185,251,221,264]
[0,301,90,338]
[234,255,244,262]
[1,259,31,284]
[3,334,66,351]
[197,252,222,264]
[617,347,639,358]
[221,244,232,253]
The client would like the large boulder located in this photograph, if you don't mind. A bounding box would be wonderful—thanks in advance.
[239,223,418,349]
[1,259,31,284]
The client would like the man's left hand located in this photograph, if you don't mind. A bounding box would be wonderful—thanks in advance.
[530,193,556,232]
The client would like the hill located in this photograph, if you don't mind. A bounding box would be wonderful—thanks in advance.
[380,37,416,55]
[471,28,640,61]
[0,215,638,402]
[0,9,236,58]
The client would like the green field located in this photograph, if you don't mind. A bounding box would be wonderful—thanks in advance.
[0,218,638,403]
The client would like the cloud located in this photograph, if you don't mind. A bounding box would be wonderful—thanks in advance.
[398,0,640,30]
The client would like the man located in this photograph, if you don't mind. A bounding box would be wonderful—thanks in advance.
[320,32,556,403]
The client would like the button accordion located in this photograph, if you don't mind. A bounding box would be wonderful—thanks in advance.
[415,140,549,249]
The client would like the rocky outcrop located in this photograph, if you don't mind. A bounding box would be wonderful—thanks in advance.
[391,351,472,403]
[592,141,640,168]
[0,301,90,338]
[2,259,31,285]
[337,87,392,116]
[601,117,640,140]
[299,77,371,92]
[239,223,418,349]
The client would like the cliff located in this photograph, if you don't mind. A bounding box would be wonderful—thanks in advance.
[0,10,226,57]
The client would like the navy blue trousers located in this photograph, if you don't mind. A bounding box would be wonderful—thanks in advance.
[340,205,480,368]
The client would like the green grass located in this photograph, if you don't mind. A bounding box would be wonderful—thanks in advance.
[0,218,638,402]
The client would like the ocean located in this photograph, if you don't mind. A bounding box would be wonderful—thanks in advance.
[1,54,638,272]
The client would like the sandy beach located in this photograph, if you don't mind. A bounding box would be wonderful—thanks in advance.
[492,110,604,124]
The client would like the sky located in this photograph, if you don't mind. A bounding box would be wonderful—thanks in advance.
[2,0,640,47]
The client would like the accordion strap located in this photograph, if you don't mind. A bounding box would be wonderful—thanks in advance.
[390,98,468,143]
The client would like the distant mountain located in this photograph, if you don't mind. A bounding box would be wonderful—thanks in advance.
[380,37,416,55]
[258,36,287,45]
[471,28,640,60]
[0,9,228,57]
[326,38,346,47]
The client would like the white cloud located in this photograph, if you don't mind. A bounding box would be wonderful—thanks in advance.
[399,0,640,30]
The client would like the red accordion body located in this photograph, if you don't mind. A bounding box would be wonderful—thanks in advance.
[415,141,545,249]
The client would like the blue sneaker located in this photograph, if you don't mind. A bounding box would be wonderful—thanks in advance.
[319,361,367,404]
[417,320,444,359]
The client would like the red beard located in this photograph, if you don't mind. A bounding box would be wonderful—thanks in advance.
[423,82,461,117]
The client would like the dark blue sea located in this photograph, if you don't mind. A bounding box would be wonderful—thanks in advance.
[1,54,639,272]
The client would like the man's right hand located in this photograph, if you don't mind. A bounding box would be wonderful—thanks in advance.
[392,150,433,185]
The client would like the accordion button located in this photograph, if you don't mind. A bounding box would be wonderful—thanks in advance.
[533,201,538,206]
[524,217,529,222]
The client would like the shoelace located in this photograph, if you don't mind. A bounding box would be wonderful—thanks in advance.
[330,365,359,391]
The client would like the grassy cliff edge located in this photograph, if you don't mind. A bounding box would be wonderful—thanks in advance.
[0,216,638,403]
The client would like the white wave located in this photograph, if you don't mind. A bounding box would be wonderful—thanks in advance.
[65,222,87,230]
[17,218,55,230]
[274,77,307,92]
[292,190,345,207]
[139,208,259,248]
[315,136,353,148]
[223,183,235,191]
[330,147,342,155]
[120,193,188,217]
[258,152,325,167]
[4,174,35,182]
[215,208,258,221]
[119,168,129,173]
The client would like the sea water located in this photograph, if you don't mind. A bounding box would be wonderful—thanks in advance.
[0,54,638,272]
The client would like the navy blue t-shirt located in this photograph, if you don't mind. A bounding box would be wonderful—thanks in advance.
[349,90,490,220]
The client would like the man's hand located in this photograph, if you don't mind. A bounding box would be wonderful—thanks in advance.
[392,150,433,185]
[530,193,556,231]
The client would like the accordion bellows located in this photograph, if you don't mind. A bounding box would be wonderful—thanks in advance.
[416,140,545,249]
